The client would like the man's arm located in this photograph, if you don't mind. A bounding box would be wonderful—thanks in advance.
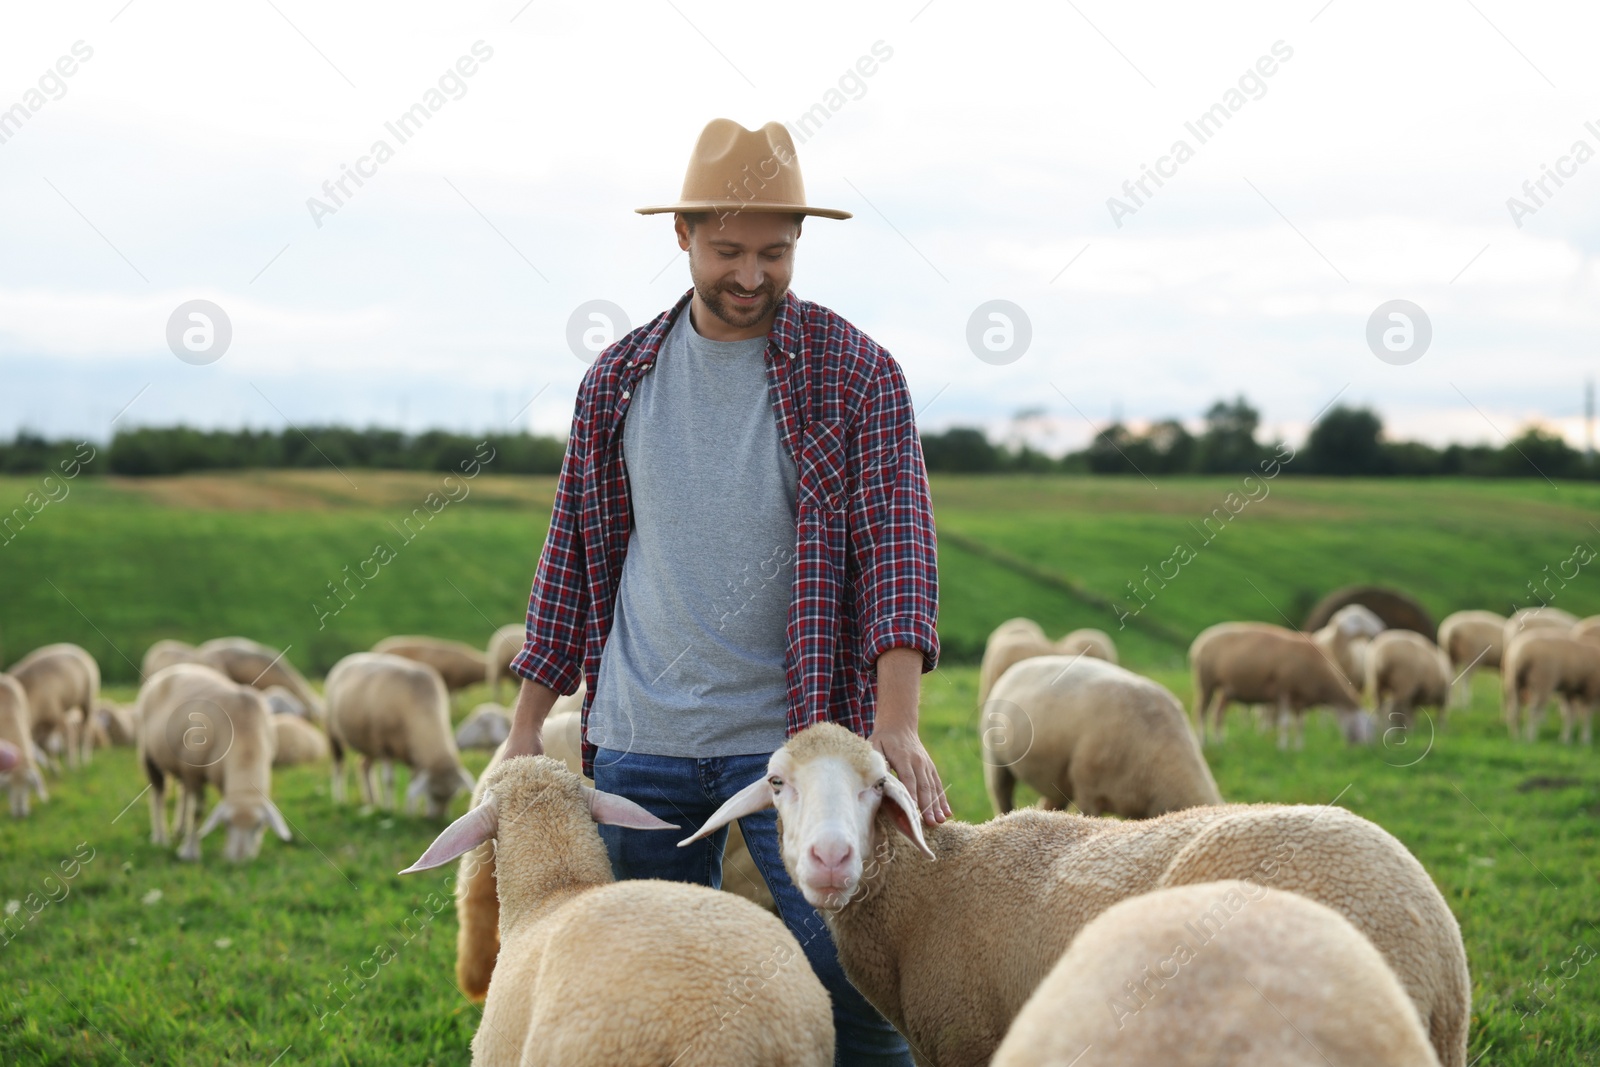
[848,354,949,823]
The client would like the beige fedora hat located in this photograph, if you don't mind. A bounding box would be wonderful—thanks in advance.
[636,118,852,220]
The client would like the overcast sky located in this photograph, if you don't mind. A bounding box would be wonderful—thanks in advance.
[2,0,1597,454]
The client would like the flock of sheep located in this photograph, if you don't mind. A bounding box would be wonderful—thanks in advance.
[1,601,1591,1064]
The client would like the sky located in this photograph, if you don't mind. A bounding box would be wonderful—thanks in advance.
[1,0,1597,455]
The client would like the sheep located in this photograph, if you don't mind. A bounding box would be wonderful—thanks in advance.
[1366,630,1454,735]
[10,643,100,769]
[485,622,525,701]
[1502,606,1577,650]
[137,663,291,862]
[685,722,1469,1067]
[454,694,776,1002]
[0,674,48,817]
[1054,627,1118,664]
[1189,623,1367,748]
[1437,609,1506,707]
[976,618,1054,709]
[325,652,474,818]
[1311,604,1387,690]
[982,655,1221,818]
[991,881,1442,1067]
[456,703,512,750]
[373,634,489,692]
[1572,615,1600,647]
[271,713,330,767]
[196,636,325,726]
[142,638,205,677]
[1502,631,1600,743]
[405,755,834,1067]
[262,684,307,718]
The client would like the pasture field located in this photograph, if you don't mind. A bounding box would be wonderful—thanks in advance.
[2,471,1599,1064]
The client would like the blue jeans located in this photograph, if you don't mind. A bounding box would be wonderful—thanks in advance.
[593,747,914,1067]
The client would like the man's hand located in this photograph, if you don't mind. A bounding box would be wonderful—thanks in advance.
[868,647,951,825]
[504,678,559,760]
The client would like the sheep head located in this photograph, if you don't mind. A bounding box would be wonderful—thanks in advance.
[199,792,292,862]
[680,723,934,911]
[1329,604,1386,640]
[399,755,675,875]
[407,765,477,819]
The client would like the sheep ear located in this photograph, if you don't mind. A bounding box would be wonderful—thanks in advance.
[879,775,936,860]
[585,786,677,830]
[198,801,233,840]
[401,795,499,874]
[679,776,772,847]
[263,799,292,842]
[457,767,476,793]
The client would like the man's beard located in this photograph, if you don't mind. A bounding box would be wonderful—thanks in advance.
[695,277,782,330]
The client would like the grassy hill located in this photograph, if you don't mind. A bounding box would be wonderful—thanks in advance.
[2,471,1599,1065]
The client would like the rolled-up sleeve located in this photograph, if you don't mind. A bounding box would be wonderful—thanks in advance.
[848,355,940,672]
[509,389,591,696]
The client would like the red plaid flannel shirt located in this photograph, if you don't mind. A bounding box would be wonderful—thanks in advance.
[510,288,940,776]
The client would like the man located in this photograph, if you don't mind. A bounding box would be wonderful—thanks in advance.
[501,118,947,1066]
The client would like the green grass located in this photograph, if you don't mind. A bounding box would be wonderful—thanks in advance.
[3,471,1599,1064]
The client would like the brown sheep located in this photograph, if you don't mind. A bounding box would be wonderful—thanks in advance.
[1366,630,1453,734]
[1189,623,1366,749]
[11,643,100,769]
[1502,631,1600,743]
[372,635,489,692]
[1437,610,1506,707]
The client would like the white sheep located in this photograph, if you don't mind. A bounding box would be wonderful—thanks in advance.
[141,638,205,678]
[405,755,834,1066]
[456,703,512,750]
[976,618,1054,710]
[262,684,307,718]
[992,880,1442,1067]
[1502,630,1600,743]
[11,642,100,769]
[982,655,1220,818]
[137,663,291,862]
[1437,610,1506,707]
[685,722,1469,1067]
[1502,606,1577,651]
[271,713,331,767]
[1054,627,1118,665]
[325,652,474,818]
[1366,630,1454,734]
[1311,604,1387,690]
[1189,622,1367,749]
[0,674,48,817]
[92,700,139,748]
[373,634,489,692]
[1576,615,1600,646]
[196,636,326,726]
[485,622,525,702]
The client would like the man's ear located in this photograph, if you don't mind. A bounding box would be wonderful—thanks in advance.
[674,213,692,251]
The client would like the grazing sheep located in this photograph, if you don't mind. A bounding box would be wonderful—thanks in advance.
[86,700,138,753]
[262,684,307,718]
[455,693,776,1002]
[1576,615,1600,646]
[1366,630,1454,734]
[456,704,512,750]
[373,635,489,692]
[11,643,100,769]
[406,755,834,1067]
[992,881,1442,1067]
[142,639,204,677]
[0,674,47,817]
[1189,623,1367,748]
[326,652,473,818]
[982,656,1221,818]
[196,637,325,726]
[485,623,525,701]
[977,618,1054,709]
[1437,610,1506,707]
[1503,606,1577,648]
[1053,627,1118,665]
[271,713,330,767]
[1502,631,1600,743]
[686,723,1469,1067]
[1311,604,1386,689]
[137,663,291,862]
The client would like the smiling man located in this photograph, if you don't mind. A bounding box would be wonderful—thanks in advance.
[501,118,945,1065]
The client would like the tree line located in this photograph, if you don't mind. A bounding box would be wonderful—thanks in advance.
[0,399,1589,478]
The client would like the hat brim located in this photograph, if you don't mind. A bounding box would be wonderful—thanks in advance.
[636,201,852,220]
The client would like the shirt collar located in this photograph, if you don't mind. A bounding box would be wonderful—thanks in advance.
[636,289,806,366]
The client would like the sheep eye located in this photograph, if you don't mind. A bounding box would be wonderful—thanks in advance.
[768,776,784,790]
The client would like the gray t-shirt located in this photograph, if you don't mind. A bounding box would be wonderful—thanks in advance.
[587,309,799,758]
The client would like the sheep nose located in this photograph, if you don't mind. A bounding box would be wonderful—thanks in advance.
[809,839,853,870]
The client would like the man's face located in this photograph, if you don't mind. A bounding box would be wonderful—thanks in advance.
[677,210,801,338]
